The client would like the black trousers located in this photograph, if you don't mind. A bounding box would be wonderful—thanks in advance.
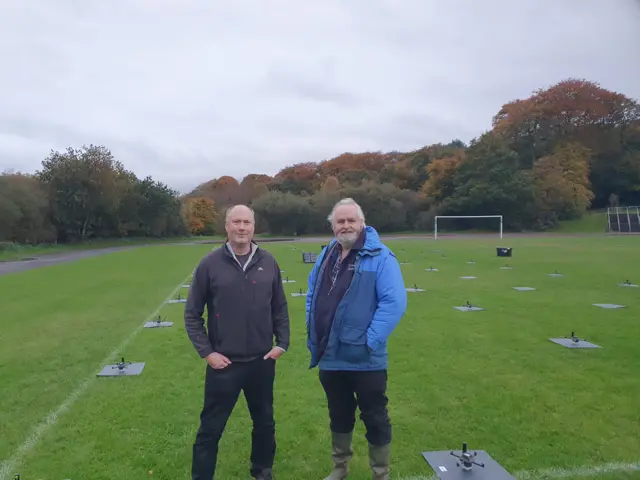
[319,369,391,446]
[192,357,276,479]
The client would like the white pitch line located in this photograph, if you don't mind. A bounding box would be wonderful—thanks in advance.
[0,272,193,480]
[398,459,640,480]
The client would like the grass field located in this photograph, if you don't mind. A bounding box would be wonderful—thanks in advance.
[1,234,639,480]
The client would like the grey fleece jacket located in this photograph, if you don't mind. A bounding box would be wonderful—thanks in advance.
[184,242,290,362]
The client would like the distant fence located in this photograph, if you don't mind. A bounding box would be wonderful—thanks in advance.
[607,206,640,233]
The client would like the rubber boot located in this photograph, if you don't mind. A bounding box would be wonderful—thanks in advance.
[254,468,274,480]
[368,442,390,480]
[253,468,273,480]
[323,431,353,480]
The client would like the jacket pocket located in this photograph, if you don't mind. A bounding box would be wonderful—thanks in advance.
[338,325,370,363]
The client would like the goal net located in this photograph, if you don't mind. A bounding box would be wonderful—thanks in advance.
[434,215,503,240]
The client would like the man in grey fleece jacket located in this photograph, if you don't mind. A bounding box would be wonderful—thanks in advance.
[185,205,290,480]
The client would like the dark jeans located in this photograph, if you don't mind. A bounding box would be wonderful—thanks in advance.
[192,357,276,479]
[319,369,391,446]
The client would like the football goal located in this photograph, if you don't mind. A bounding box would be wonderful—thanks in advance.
[434,215,503,240]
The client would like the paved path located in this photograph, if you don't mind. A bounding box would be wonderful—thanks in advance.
[0,247,139,277]
[0,232,616,277]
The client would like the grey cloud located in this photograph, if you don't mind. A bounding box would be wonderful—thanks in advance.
[0,0,639,195]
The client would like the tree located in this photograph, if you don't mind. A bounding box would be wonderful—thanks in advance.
[269,162,320,195]
[320,176,340,192]
[442,133,536,230]
[251,191,312,235]
[531,142,594,226]
[491,78,640,206]
[36,145,128,241]
[421,152,466,202]
[184,197,217,235]
[0,173,54,243]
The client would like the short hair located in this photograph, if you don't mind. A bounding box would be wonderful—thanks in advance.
[327,198,366,224]
[225,204,255,223]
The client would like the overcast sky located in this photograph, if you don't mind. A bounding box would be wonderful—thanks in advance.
[1,0,639,194]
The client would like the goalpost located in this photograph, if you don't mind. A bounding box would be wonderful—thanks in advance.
[434,215,503,240]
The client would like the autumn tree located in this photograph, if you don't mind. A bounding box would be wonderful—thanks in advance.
[240,174,272,203]
[320,175,340,192]
[269,162,320,195]
[183,197,217,235]
[492,78,640,206]
[318,152,390,186]
[531,142,594,227]
[421,151,466,202]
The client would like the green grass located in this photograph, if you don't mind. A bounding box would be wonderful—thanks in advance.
[552,211,608,233]
[1,235,640,479]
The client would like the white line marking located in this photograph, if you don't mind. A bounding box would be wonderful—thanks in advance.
[398,459,640,480]
[0,273,192,480]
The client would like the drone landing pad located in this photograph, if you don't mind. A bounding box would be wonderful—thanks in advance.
[593,303,625,309]
[406,288,425,292]
[513,287,536,291]
[454,306,484,311]
[549,338,601,349]
[97,362,146,377]
[422,450,515,480]
[290,292,307,297]
[282,279,296,283]
[144,321,173,328]
[167,298,186,304]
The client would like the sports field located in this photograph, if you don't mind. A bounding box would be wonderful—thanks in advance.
[1,235,639,480]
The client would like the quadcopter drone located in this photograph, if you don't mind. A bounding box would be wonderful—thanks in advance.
[112,357,132,372]
[450,442,485,471]
[566,331,582,343]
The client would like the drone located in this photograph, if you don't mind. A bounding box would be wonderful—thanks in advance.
[450,442,485,471]
[112,357,132,372]
[566,331,582,343]
[153,314,167,324]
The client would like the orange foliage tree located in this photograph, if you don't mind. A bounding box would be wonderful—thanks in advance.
[183,197,217,235]
[421,153,465,202]
[531,142,594,223]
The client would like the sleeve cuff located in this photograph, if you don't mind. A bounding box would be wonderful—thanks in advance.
[275,345,287,353]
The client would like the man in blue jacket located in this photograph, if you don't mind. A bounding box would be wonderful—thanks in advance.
[306,198,407,480]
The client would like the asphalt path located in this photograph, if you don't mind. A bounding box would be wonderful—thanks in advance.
[0,232,610,277]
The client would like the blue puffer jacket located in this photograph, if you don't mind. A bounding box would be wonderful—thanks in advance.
[306,226,407,371]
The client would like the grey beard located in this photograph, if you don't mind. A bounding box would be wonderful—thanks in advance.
[337,234,357,249]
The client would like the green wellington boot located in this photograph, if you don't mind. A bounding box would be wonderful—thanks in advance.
[323,432,353,480]
[368,442,390,480]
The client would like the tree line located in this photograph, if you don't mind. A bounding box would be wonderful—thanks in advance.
[1,78,639,244]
